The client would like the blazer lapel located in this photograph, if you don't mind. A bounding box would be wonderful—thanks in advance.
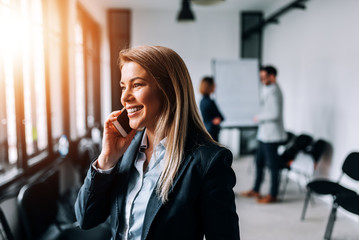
[118,130,145,175]
[141,153,194,240]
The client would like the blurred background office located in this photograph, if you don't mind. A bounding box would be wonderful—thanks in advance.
[1,0,359,239]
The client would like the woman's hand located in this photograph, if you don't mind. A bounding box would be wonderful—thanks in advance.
[212,117,222,126]
[97,110,136,170]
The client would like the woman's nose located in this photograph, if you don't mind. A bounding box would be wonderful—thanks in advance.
[121,88,131,104]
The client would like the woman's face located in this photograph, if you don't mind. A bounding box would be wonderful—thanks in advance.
[120,61,163,133]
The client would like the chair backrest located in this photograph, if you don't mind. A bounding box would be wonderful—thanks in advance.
[293,134,313,152]
[280,146,298,162]
[283,131,296,145]
[279,133,299,168]
[17,172,60,240]
[279,133,312,166]
[309,139,330,163]
[0,206,14,240]
[342,152,359,180]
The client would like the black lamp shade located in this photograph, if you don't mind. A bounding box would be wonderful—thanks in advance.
[177,0,195,21]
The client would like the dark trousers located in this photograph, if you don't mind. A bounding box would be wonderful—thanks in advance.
[207,126,220,142]
[253,141,281,197]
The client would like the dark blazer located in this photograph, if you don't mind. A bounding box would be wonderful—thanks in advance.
[200,95,224,141]
[75,129,240,240]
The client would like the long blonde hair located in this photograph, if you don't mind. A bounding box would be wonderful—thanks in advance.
[118,45,213,202]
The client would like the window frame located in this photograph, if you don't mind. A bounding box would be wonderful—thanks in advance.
[0,0,102,192]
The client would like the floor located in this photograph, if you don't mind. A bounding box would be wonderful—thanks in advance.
[233,155,359,240]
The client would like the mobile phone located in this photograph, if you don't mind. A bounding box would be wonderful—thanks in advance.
[112,108,132,137]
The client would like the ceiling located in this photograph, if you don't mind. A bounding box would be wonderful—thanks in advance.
[95,0,285,12]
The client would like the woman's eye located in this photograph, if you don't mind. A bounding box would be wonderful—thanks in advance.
[134,83,142,88]
[121,86,126,91]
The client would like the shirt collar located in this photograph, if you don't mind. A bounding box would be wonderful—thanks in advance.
[140,129,148,150]
[140,129,167,150]
[159,137,167,149]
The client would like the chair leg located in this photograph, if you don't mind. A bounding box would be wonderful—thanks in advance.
[324,203,338,240]
[280,169,289,201]
[302,175,311,193]
[296,178,303,193]
[301,189,311,221]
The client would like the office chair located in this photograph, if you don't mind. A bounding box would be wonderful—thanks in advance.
[0,206,14,240]
[294,134,313,152]
[279,134,313,199]
[308,139,330,164]
[279,134,313,168]
[301,152,359,222]
[17,172,111,240]
[323,193,359,240]
[282,131,296,146]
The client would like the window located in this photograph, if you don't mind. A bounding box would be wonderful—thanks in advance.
[72,5,102,139]
[0,0,19,177]
[0,0,102,187]
[45,0,65,141]
[21,0,48,162]
[0,0,51,179]
[74,20,87,138]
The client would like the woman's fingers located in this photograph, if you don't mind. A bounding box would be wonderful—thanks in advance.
[104,110,124,128]
[111,109,123,118]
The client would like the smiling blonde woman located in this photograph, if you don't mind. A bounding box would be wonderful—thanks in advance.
[75,45,240,240]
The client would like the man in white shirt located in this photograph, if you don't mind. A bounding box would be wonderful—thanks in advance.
[241,65,287,204]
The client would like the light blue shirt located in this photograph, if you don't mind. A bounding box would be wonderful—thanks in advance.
[92,131,166,239]
[121,132,165,240]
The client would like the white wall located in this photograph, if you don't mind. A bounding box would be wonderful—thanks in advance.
[131,9,240,103]
[262,0,359,187]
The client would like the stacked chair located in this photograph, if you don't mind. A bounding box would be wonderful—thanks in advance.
[269,131,357,239]
[301,152,359,240]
